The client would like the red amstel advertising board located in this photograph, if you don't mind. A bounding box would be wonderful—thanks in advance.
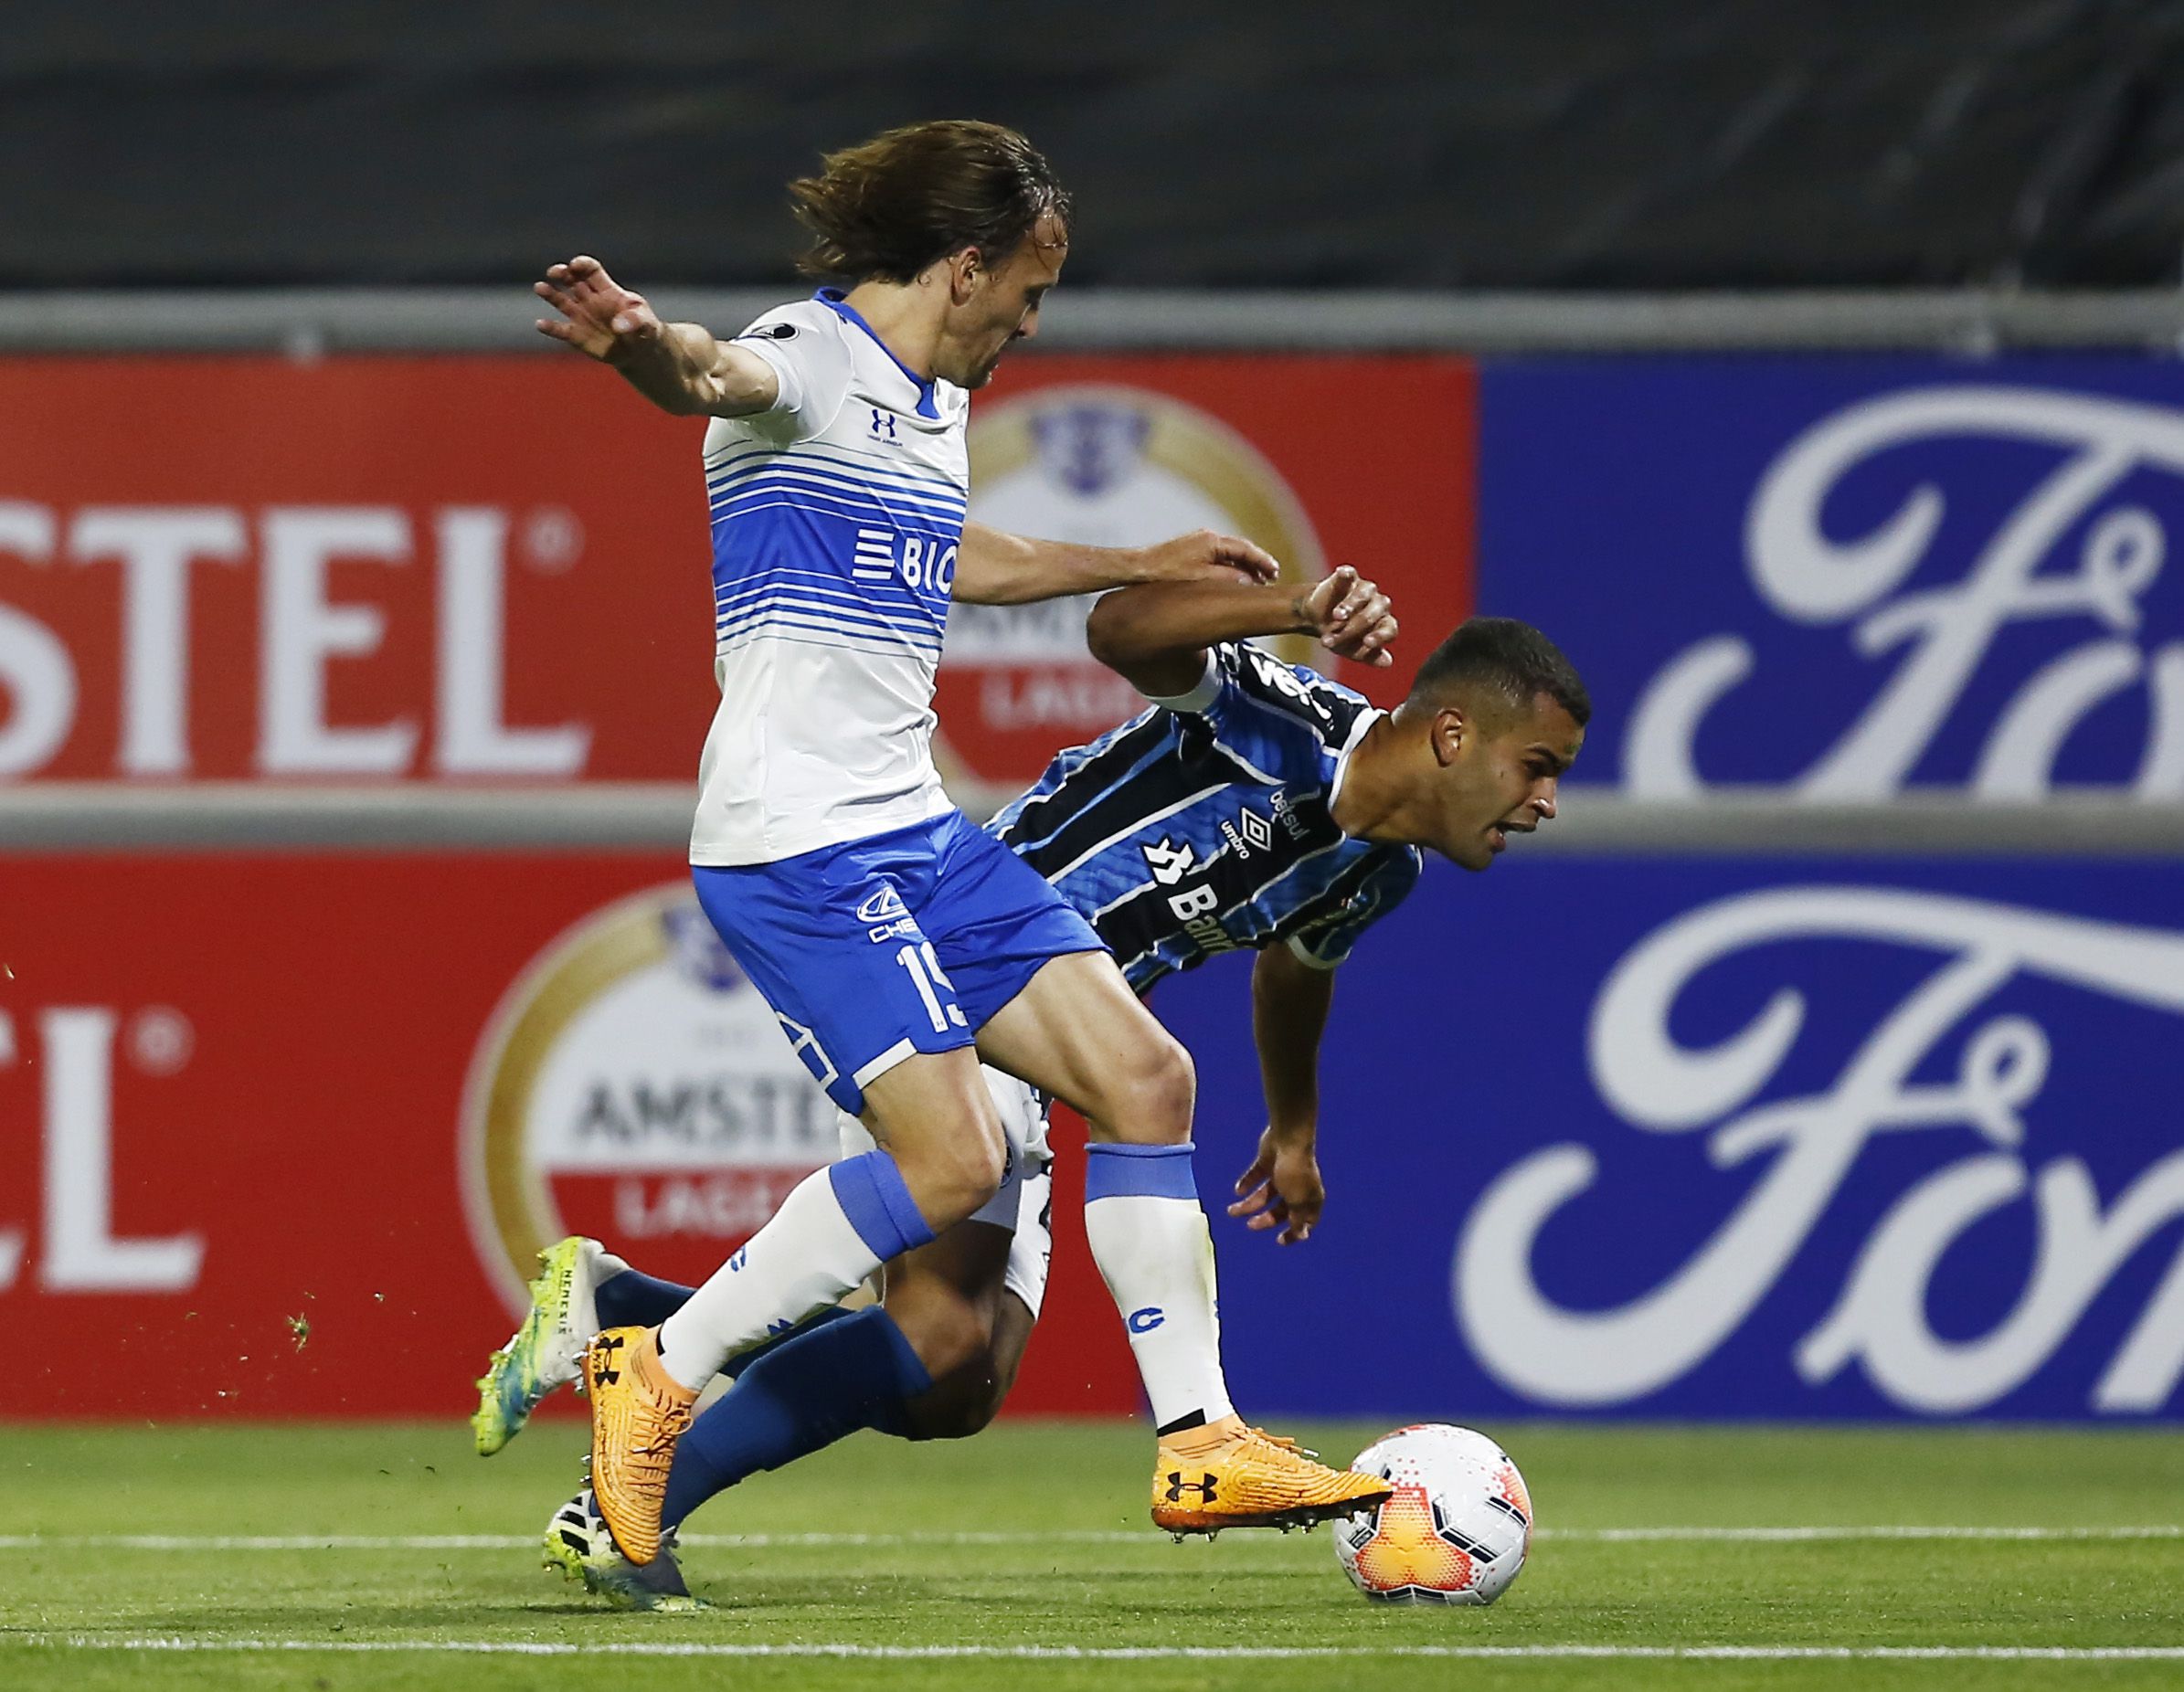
[0,853,1137,1419]
[0,354,1474,791]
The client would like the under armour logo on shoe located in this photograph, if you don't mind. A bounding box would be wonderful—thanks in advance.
[1163,1472,1218,1504]
[589,1333,624,1388]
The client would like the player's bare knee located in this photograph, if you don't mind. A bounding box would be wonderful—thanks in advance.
[1096,1032,1195,1145]
[890,1120,1007,1224]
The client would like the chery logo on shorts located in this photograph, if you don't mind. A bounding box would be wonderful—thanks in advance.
[460,884,834,1315]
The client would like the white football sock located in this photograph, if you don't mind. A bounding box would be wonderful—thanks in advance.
[655,1151,931,1393]
[1083,1142,1235,1432]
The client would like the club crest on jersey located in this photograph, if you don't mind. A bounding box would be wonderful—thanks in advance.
[1141,838,1196,884]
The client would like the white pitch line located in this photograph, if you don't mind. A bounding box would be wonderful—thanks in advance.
[0,1525,2177,1552]
[11,1638,2184,1662]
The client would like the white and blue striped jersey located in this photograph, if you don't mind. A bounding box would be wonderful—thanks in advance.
[692,289,971,865]
[987,643,1424,990]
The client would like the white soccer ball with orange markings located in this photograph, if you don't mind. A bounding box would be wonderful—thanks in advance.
[1333,1424,1533,1604]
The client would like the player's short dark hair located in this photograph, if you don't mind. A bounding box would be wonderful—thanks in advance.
[790,121,1073,284]
[1407,617,1591,727]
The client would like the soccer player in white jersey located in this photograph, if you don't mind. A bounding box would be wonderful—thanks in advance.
[531,120,1391,1568]
[482,570,1587,1610]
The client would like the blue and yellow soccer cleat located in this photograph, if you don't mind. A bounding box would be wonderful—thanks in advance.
[472,1236,620,1456]
[542,1487,705,1613]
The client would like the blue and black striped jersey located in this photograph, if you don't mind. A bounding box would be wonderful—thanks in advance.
[987,641,1424,991]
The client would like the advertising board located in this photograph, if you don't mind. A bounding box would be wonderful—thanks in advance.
[1157,855,2184,1420]
[0,354,1472,796]
[1478,359,2184,798]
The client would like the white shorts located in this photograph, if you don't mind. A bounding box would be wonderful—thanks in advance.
[836,1064,1055,1318]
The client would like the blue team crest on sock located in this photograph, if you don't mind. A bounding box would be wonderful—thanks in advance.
[1128,1306,1166,1333]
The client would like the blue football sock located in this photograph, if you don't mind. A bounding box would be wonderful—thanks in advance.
[592,1267,694,1329]
[661,1306,933,1531]
[594,1269,853,1380]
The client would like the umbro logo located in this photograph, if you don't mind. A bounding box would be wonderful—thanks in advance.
[1220,808,1275,858]
[1141,838,1195,885]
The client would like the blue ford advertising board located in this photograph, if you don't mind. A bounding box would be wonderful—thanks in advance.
[1477,359,2184,797]
[1164,857,2184,1420]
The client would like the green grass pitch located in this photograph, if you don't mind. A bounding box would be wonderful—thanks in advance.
[3,1420,2180,1690]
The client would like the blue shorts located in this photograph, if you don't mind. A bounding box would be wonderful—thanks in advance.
[693,809,1105,1116]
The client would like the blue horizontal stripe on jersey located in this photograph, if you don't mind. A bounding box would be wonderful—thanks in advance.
[713,571,944,629]
[706,488,966,536]
[716,607,942,659]
[716,589,938,641]
[705,439,967,499]
[706,461,968,520]
[705,461,967,514]
[715,609,942,661]
[716,621,939,663]
[708,513,954,618]
[716,607,941,658]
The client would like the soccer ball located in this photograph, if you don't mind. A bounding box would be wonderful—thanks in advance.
[1333,1424,1532,1605]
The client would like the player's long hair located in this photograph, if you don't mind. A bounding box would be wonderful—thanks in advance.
[790,120,1072,283]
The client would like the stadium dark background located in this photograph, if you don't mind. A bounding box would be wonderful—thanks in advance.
[10,0,2184,290]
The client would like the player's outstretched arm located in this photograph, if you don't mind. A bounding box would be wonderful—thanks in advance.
[950,524,1278,609]
[1084,564,1399,697]
[1228,944,1337,1246]
[533,256,779,418]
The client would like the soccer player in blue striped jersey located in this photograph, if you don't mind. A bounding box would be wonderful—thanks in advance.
[494,566,1588,1605]
[527,120,1394,1576]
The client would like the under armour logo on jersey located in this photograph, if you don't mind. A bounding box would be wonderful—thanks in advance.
[1164,1472,1218,1503]
[1140,838,1195,884]
[869,408,898,440]
[726,1247,748,1273]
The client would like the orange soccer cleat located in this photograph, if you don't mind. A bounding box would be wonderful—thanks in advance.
[580,1327,697,1566]
[1150,1421,1394,1536]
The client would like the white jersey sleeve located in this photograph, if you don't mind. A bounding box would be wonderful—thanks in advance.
[690,290,972,865]
[726,303,857,441]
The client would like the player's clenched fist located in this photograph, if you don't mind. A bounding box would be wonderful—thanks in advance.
[1306,565,1398,668]
[534,255,663,363]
